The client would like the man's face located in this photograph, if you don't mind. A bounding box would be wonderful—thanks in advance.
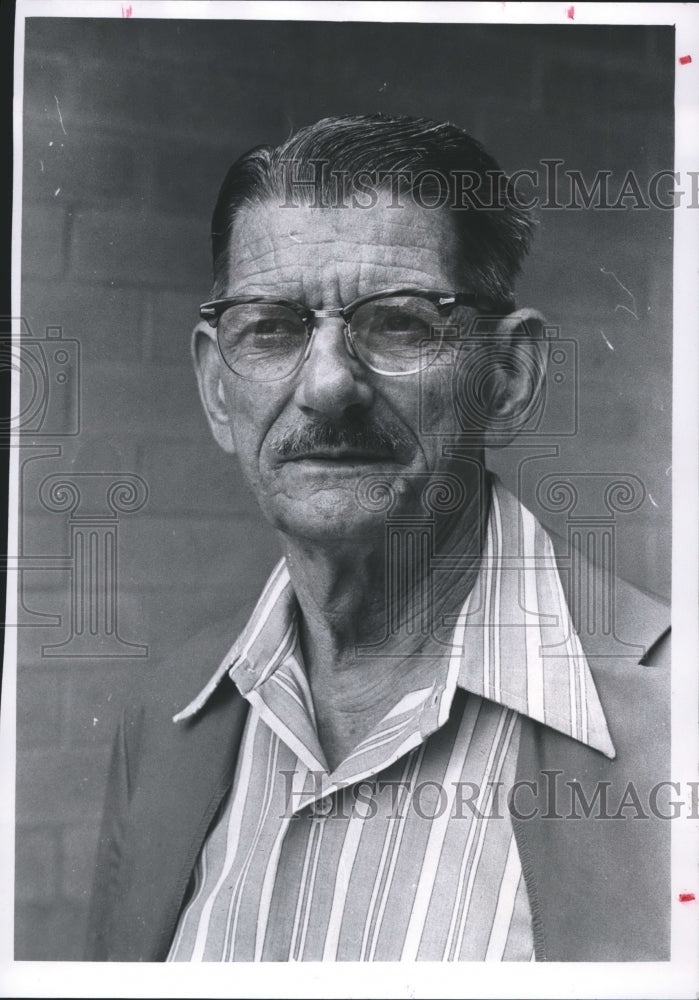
[204,197,485,543]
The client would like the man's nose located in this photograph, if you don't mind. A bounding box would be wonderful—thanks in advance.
[292,318,374,419]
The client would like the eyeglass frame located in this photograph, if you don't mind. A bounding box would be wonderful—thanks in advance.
[199,286,514,380]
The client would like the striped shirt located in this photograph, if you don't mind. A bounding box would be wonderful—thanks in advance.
[168,477,614,962]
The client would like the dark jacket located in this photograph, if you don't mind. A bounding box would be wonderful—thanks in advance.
[86,548,670,962]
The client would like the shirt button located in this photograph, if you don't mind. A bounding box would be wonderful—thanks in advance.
[312,796,334,817]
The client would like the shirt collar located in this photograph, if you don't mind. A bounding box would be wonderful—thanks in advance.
[439,478,615,758]
[173,476,615,760]
[172,557,292,722]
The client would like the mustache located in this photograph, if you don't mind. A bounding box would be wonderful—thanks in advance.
[270,416,410,458]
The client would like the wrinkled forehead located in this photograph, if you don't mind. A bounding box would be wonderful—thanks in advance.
[223,197,465,305]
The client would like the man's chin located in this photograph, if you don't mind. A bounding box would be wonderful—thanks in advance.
[261,486,389,545]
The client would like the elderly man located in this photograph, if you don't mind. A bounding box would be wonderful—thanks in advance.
[87,115,670,962]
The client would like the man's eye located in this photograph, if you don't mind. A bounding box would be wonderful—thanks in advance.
[220,306,303,347]
[245,318,299,339]
[367,309,432,339]
[380,311,426,333]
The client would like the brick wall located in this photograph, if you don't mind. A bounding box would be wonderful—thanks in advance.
[15,18,673,958]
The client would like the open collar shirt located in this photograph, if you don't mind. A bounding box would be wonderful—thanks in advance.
[166,477,614,962]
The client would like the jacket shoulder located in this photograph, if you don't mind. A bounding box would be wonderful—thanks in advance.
[548,527,670,662]
[126,602,257,724]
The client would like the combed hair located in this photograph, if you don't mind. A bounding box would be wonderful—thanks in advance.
[210,113,534,304]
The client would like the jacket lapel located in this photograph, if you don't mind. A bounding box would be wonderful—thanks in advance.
[108,635,250,961]
[513,540,671,960]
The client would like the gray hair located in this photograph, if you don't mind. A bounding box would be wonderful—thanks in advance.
[210,113,534,306]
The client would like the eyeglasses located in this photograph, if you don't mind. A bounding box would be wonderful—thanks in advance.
[200,287,508,382]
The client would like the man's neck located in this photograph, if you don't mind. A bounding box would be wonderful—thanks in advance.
[276,473,491,769]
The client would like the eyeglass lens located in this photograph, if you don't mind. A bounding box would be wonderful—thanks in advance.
[217,295,447,381]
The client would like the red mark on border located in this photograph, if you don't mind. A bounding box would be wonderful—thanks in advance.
[567,6,574,19]
[679,892,695,902]
[679,55,692,65]
[122,4,132,15]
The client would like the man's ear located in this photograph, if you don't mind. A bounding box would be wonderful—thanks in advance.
[465,307,549,449]
[191,321,236,454]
